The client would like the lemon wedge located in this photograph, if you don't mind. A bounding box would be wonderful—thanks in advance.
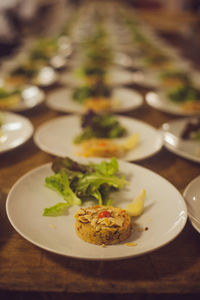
[122,133,139,151]
[126,189,146,217]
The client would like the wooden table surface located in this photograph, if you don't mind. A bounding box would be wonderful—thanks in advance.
[0,3,200,299]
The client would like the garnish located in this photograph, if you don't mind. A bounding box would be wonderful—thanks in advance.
[72,80,111,104]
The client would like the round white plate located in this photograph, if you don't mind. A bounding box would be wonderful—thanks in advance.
[10,86,45,112]
[161,118,200,163]
[6,158,187,260]
[34,115,163,161]
[60,67,136,87]
[46,87,143,114]
[146,91,200,116]
[0,112,34,153]
[183,176,200,233]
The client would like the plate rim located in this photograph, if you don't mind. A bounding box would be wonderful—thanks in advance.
[4,87,45,112]
[183,175,200,234]
[0,111,34,154]
[46,86,144,114]
[146,91,200,116]
[161,118,200,163]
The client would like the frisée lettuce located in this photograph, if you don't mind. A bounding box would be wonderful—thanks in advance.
[43,156,128,216]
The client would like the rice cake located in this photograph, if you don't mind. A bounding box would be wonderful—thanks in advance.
[74,205,131,245]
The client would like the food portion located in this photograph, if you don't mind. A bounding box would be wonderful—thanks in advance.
[144,52,171,69]
[74,110,139,158]
[181,118,200,140]
[159,70,190,88]
[0,112,5,139]
[29,37,59,62]
[74,110,127,144]
[77,134,139,158]
[72,79,113,112]
[9,61,39,84]
[168,84,200,112]
[70,23,117,112]
[77,65,107,85]
[74,205,131,245]
[44,156,127,216]
[0,87,21,109]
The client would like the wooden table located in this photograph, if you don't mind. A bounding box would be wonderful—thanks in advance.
[1,4,200,300]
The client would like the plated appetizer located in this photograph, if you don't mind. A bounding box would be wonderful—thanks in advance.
[0,87,21,109]
[72,79,113,112]
[29,36,73,68]
[7,61,58,88]
[159,70,190,88]
[74,110,139,158]
[6,156,187,259]
[167,84,200,113]
[0,84,44,111]
[161,117,200,163]
[73,110,127,144]
[0,111,33,153]
[181,118,200,140]
[34,113,161,161]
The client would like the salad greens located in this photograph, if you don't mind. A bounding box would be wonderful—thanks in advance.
[181,119,200,140]
[43,157,127,216]
[30,37,58,61]
[11,62,38,79]
[160,70,190,83]
[0,88,20,99]
[74,110,127,144]
[72,80,111,104]
[168,85,200,103]
[81,65,106,78]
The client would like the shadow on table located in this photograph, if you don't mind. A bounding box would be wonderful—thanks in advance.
[0,190,13,250]
[1,291,200,300]
[43,219,200,284]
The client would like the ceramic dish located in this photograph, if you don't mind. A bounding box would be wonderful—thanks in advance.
[6,158,187,260]
[183,176,200,233]
[60,67,138,87]
[161,118,200,163]
[46,87,143,114]
[146,91,200,116]
[34,114,163,161]
[0,86,45,112]
[0,111,34,153]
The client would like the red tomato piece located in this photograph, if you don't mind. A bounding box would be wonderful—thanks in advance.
[98,210,111,218]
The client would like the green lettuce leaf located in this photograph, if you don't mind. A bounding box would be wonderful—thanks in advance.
[44,157,128,216]
[45,172,81,213]
[43,202,69,216]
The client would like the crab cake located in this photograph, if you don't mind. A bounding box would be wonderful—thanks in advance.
[74,205,131,245]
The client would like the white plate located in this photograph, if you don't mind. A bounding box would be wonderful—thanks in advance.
[183,176,200,233]
[6,158,187,260]
[34,115,163,161]
[60,67,136,87]
[161,118,200,163]
[9,86,45,112]
[146,91,200,116]
[46,87,143,114]
[0,112,34,153]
